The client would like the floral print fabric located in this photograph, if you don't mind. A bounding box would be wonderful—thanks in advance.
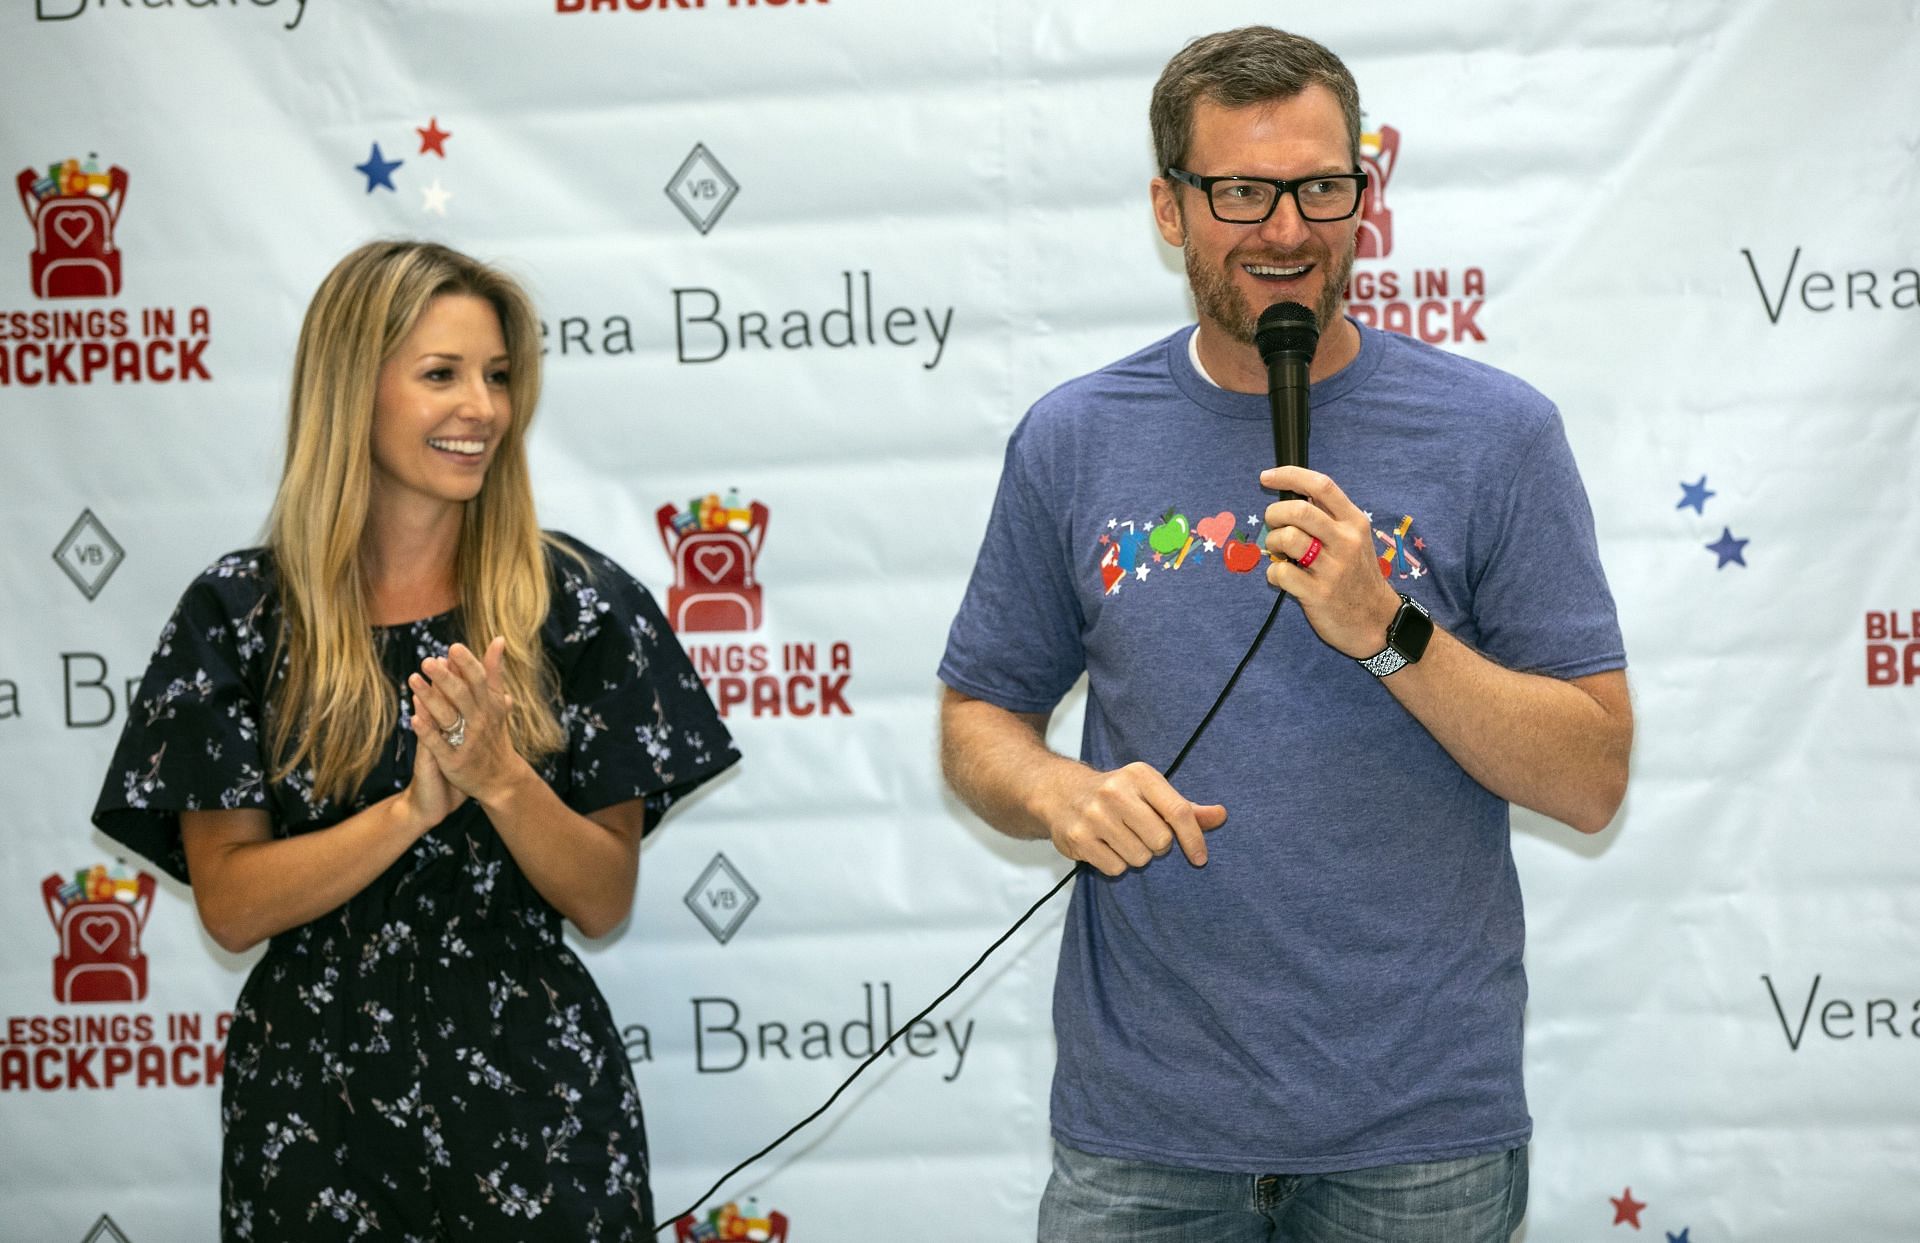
[93,535,737,1240]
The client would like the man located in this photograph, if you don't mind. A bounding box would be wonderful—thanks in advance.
[937,25,1631,1241]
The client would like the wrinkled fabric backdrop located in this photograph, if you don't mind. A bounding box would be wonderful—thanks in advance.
[3,1,1917,1239]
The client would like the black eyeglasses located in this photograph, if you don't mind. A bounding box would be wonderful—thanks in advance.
[1164,168,1370,224]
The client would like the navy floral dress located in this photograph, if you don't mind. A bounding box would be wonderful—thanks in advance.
[93,534,736,1241]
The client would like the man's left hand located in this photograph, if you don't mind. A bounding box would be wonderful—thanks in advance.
[1260,466,1405,659]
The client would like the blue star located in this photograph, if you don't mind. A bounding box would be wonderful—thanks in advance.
[1707,527,1748,568]
[1677,475,1715,514]
[1668,1230,1691,1243]
[355,142,403,193]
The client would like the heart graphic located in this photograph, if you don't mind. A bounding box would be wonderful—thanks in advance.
[693,546,736,583]
[79,917,121,954]
[1195,511,1236,547]
[53,212,95,249]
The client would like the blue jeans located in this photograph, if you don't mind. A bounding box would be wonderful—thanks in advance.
[1038,1141,1528,1242]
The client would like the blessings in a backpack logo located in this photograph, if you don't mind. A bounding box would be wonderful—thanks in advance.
[42,862,154,1004]
[1,862,233,1093]
[656,492,855,720]
[6,154,214,387]
[657,491,768,633]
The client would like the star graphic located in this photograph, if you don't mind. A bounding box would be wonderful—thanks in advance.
[355,142,403,193]
[1135,565,1150,582]
[417,116,452,157]
[1247,514,1260,526]
[1667,1230,1690,1243]
[1677,474,1715,514]
[1202,538,1217,552]
[421,178,452,216]
[1152,552,1163,563]
[1413,536,1426,551]
[1610,1187,1647,1228]
[1106,518,1117,529]
[1706,527,1749,569]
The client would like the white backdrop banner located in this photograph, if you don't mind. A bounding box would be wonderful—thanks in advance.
[3,1,1917,1240]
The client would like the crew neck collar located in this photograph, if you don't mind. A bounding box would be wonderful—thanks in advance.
[1170,318,1382,420]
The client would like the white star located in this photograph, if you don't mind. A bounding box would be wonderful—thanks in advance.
[421,178,453,216]
[1135,564,1150,582]
[1106,518,1117,529]
[1202,539,1217,552]
[1362,510,1373,522]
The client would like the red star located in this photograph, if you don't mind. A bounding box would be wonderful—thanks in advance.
[1413,536,1426,550]
[1610,1187,1647,1228]
[417,117,451,157]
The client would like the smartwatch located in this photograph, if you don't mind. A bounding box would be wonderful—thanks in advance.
[1358,593,1433,678]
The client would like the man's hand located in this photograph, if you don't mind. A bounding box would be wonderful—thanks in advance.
[1260,465,1403,658]
[939,689,1229,872]
[1036,761,1227,876]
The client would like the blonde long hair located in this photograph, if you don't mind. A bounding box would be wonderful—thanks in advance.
[265,240,566,803]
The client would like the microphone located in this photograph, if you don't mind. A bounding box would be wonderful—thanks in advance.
[1254,302,1318,502]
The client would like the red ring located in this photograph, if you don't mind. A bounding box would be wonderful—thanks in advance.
[1297,537,1323,568]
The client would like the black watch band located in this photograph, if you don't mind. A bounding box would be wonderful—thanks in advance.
[1358,593,1433,678]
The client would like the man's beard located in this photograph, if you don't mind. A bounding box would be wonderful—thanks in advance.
[1184,229,1355,346]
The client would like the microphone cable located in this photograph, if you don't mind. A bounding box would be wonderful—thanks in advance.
[657,586,1294,1231]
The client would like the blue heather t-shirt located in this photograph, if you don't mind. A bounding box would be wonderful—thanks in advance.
[939,322,1624,1174]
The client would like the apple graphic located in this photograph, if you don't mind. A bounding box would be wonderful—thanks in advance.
[1223,535,1262,574]
[1149,511,1190,556]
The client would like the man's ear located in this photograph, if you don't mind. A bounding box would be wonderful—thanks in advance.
[1150,176,1187,248]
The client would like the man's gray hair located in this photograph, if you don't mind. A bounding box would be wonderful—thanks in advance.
[1149,26,1362,173]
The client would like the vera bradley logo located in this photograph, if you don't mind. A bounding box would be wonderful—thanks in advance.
[35,0,310,32]
[1740,247,1920,323]
[1763,973,1920,1049]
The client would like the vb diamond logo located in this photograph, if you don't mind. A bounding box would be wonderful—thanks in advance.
[53,509,124,600]
[665,144,739,235]
[80,1215,134,1243]
[685,853,759,945]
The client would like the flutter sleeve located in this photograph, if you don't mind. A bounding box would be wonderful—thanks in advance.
[544,534,738,833]
[91,551,278,883]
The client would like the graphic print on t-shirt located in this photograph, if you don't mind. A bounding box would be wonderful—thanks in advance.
[1095,503,1436,595]
[1094,504,1273,595]
[1373,513,1429,580]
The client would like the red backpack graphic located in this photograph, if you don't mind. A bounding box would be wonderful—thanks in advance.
[657,500,769,633]
[16,165,128,299]
[675,1207,789,1242]
[1356,125,1397,260]
[42,871,155,1004]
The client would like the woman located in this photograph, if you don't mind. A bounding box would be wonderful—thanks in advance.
[94,240,736,1239]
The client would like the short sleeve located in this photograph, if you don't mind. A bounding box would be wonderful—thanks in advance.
[545,536,738,833]
[91,552,277,884]
[938,419,1088,713]
[1469,412,1626,679]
